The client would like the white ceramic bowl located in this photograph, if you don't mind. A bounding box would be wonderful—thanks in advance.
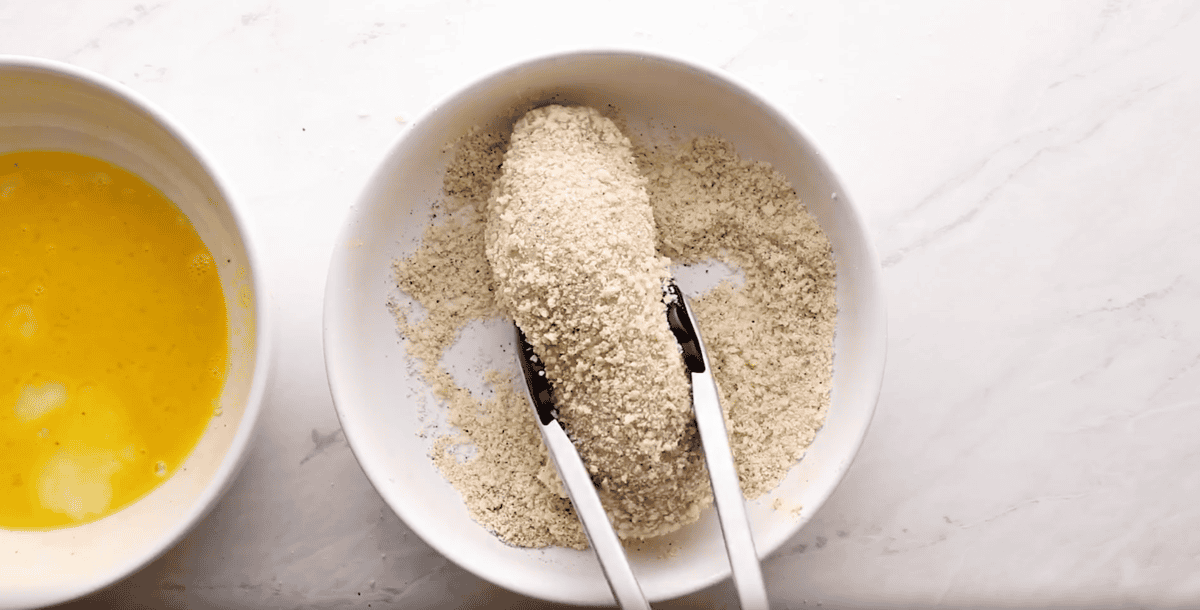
[324,49,886,605]
[0,56,272,609]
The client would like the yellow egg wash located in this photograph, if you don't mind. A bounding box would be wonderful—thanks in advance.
[0,151,228,530]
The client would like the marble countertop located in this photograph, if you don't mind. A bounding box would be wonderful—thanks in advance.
[6,0,1200,607]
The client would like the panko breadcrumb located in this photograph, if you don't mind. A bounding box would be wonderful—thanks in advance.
[639,136,836,498]
[389,110,835,549]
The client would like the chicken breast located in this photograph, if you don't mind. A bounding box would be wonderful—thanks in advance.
[485,104,711,539]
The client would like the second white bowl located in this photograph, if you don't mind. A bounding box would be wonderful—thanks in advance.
[0,56,272,610]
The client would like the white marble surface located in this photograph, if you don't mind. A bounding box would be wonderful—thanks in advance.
[5,0,1200,607]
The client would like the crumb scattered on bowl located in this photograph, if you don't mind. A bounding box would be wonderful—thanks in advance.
[388,105,836,549]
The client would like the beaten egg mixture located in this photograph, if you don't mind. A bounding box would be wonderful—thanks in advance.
[0,151,228,530]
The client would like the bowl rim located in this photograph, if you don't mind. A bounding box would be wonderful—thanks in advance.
[324,46,887,604]
[0,54,274,609]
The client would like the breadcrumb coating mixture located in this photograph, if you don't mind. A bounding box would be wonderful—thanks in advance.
[389,107,835,549]
[638,136,836,498]
[485,105,710,539]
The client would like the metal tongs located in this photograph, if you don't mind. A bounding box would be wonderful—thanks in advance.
[514,281,770,610]
[664,282,770,609]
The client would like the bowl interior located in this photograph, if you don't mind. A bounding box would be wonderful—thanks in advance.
[0,59,265,609]
[324,51,886,605]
